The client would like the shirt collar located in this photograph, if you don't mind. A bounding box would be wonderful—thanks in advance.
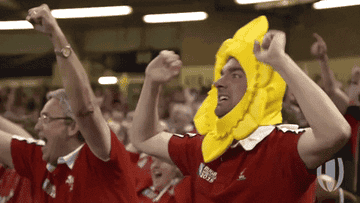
[231,124,301,151]
[46,144,84,172]
[231,125,275,151]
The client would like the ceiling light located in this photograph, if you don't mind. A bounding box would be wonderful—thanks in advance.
[0,20,33,30]
[235,0,279,4]
[143,12,208,23]
[98,76,118,85]
[313,0,360,9]
[51,5,132,19]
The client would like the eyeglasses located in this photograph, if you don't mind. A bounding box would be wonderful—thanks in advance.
[38,114,73,124]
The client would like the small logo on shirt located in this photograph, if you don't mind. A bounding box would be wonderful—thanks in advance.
[66,175,74,191]
[198,163,217,183]
[237,168,246,181]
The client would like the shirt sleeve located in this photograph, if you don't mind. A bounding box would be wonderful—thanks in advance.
[168,133,203,176]
[275,128,316,192]
[10,136,44,180]
[83,130,132,171]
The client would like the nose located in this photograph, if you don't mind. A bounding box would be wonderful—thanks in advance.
[213,76,227,89]
[34,119,42,133]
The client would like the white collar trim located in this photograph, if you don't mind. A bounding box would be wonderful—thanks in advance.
[46,144,84,172]
[231,124,301,151]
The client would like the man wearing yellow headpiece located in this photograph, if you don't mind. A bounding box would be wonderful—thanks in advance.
[130,16,350,202]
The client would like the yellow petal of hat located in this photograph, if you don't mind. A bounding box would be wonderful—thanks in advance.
[193,15,286,163]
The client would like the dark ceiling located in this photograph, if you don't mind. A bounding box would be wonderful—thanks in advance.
[0,0,319,27]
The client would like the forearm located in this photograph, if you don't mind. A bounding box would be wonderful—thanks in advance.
[276,54,350,140]
[50,28,96,115]
[50,27,111,160]
[318,55,336,93]
[0,116,32,138]
[130,78,161,147]
[0,130,14,168]
[318,55,349,114]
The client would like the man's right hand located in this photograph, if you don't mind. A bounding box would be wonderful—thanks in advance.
[26,4,60,36]
[145,50,182,84]
[310,33,327,59]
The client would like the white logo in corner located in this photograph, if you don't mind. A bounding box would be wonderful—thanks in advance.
[317,158,344,192]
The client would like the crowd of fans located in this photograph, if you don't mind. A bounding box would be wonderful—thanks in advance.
[0,33,360,202]
[0,6,359,203]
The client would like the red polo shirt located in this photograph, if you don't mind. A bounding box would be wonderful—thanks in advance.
[0,165,33,203]
[11,130,137,203]
[137,176,192,203]
[169,125,316,202]
[343,106,360,159]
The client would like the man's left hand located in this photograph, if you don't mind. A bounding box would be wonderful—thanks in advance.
[253,30,286,68]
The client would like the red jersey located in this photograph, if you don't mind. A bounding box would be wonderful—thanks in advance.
[0,165,33,203]
[169,125,316,202]
[343,106,360,159]
[137,176,192,203]
[11,130,137,203]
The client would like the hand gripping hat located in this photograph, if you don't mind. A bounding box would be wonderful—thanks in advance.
[193,16,286,163]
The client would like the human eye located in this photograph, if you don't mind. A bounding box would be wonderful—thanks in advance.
[42,114,50,123]
[232,73,242,78]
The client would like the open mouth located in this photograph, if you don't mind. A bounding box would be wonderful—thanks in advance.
[39,137,47,145]
[218,96,229,102]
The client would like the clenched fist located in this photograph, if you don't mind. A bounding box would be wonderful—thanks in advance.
[26,4,59,36]
[145,50,182,84]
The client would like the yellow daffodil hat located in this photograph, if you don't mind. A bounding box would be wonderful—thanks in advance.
[193,16,287,163]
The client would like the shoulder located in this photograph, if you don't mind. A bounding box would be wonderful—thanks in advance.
[172,132,201,138]
[170,132,203,147]
[82,130,126,164]
[12,135,45,146]
[261,124,306,149]
[275,124,306,135]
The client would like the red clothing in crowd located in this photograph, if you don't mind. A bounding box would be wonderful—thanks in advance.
[129,152,192,202]
[169,125,317,202]
[0,165,33,203]
[11,130,137,203]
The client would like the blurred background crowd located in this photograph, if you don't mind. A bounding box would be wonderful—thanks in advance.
[0,0,360,202]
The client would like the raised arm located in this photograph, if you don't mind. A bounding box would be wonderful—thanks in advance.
[311,33,349,114]
[348,66,360,106]
[254,30,351,169]
[0,115,34,168]
[129,51,181,164]
[27,4,111,161]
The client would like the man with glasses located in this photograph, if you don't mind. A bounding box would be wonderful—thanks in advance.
[0,4,137,202]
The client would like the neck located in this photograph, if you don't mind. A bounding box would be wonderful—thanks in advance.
[58,138,83,159]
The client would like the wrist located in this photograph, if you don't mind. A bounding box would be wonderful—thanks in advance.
[50,27,68,50]
[144,77,162,92]
[268,51,288,70]
[317,54,328,61]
